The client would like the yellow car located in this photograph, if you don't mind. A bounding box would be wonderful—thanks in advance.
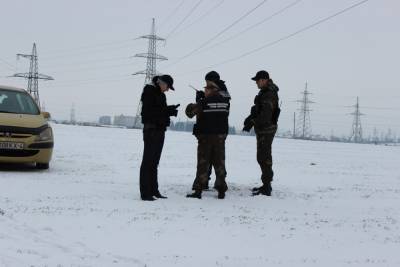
[0,85,53,169]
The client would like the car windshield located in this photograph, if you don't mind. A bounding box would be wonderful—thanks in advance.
[0,89,40,115]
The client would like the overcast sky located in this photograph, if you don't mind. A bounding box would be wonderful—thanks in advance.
[1,0,399,137]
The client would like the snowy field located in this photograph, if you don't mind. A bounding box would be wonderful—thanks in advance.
[0,124,399,267]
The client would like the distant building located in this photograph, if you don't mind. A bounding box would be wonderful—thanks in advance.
[113,114,135,128]
[99,116,112,125]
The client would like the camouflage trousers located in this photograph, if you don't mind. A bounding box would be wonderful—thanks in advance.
[256,129,277,185]
[192,134,228,192]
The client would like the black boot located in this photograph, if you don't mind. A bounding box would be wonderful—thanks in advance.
[141,196,156,201]
[217,190,225,199]
[252,183,272,196]
[251,185,264,192]
[192,183,209,191]
[154,191,167,199]
[186,190,202,199]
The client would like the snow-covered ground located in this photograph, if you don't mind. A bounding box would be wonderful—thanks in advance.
[1,124,399,267]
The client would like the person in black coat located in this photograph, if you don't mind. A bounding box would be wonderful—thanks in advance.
[139,74,179,201]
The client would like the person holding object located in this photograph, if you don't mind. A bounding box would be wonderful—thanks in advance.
[139,74,179,201]
[186,79,230,199]
[243,70,280,196]
[190,71,231,191]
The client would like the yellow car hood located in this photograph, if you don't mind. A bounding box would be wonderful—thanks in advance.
[0,113,47,128]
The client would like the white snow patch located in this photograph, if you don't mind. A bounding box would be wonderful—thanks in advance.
[0,124,399,266]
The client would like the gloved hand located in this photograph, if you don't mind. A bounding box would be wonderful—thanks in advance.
[242,116,254,132]
[196,90,205,102]
[167,104,180,117]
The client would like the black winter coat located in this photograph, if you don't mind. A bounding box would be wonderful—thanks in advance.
[193,92,230,135]
[140,84,174,130]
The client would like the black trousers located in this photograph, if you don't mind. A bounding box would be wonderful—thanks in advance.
[140,129,165,198]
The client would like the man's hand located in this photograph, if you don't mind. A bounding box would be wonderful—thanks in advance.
[242,116,254,132]
[196,90,205,102]
[167,104,180,117]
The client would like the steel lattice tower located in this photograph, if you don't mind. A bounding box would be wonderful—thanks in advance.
[132,18,168,128]
[12,43,54,109]
[296,82,314,139]
[349,97,364,143]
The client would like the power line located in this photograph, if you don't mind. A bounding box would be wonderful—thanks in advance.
[183,0,370,73]
[170,0,225,38]
[317,103,400,111]
[41,61,142,74]
[0,57,15,70]
[195,0,303,55]
[158,0,186,32]
[40,56,134,70]
[164,0,270,68]
[164,0,204,39]
[41,74,132,85]
[41,76,136,88]
[41,38,138,55]
[40,41,141,61]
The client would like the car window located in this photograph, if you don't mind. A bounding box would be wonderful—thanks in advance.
[0,89,40,115]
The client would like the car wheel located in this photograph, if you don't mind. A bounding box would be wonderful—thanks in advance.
[36,163,49,170]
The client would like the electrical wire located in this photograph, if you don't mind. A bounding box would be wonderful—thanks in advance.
[195,0,303,55]
[41,38,138,56]
[40,56,132,70]
[165,0,270,68]
[158,0,186,32]
[179,0,371,75]
[164,0,205,39]
[170,0,225,39]
[40,76,137,88]
[0,57,15,70]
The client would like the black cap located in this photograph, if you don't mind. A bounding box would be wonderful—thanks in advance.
[251,70,269,81]
[159,74,175,90]
[205,71,220,82]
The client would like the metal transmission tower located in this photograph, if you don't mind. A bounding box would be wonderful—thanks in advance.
[132,18,168,128]
[349,97,364,143]
[11,43,54,109]
[296,82,314,139]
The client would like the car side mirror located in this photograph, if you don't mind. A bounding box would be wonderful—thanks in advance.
[42,112,51,119]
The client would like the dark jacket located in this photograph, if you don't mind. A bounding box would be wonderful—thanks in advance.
[186,91,230,135]
[248,81,280,134]
[140,83,174,131]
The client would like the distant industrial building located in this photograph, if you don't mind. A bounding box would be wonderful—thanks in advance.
[99,116,112,125]
[113,114,135,128]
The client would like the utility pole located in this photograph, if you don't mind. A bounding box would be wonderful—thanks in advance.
[132,18,168,128]
[11,43,54,109]
[373,127,379,144]
[293,112,296,138]
[70,103,76,125]
[349,97,364,143]
[296,82,314,139]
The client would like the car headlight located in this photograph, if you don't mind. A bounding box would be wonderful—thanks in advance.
[35,127,53,142]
